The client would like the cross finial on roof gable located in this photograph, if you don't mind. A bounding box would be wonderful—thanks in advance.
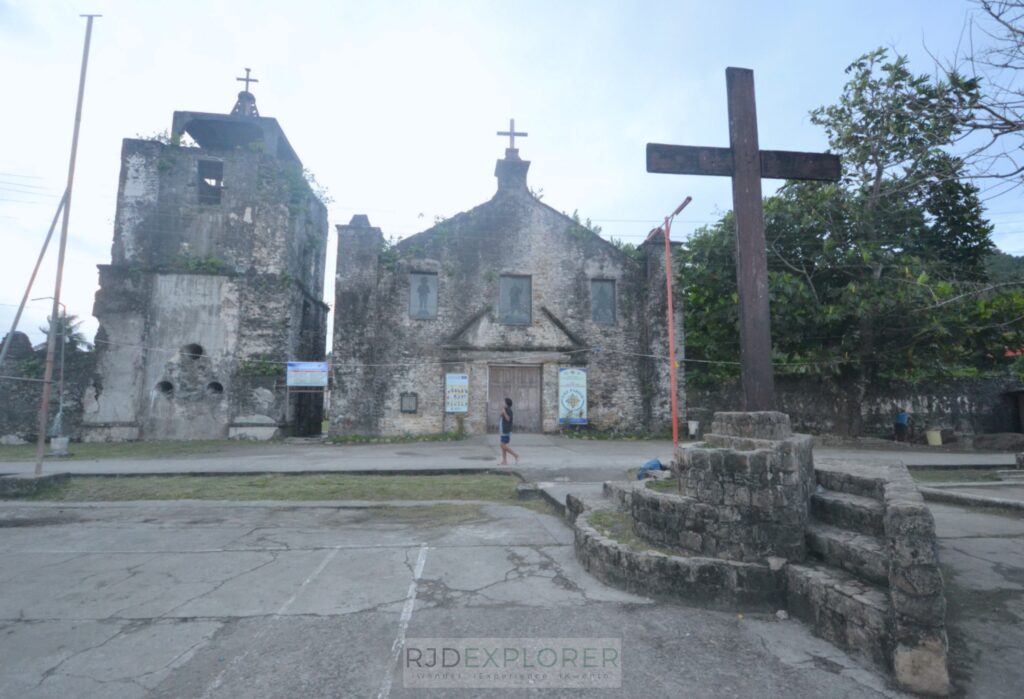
[497,118,528,151]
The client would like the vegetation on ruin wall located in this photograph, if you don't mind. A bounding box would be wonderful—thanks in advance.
[283,163,333,210]
[679,48,1024,436]
[170,253,231,275]
[238,354,284,376]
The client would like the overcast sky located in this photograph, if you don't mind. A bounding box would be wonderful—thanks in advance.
[1,0,1019,348]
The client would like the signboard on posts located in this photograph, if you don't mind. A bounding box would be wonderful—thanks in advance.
[445,373,469,412]
[286,362,329,388]
[558,368,587,424]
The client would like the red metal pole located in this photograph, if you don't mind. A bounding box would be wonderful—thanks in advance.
[662,197,691,451]
[663,216,679,449]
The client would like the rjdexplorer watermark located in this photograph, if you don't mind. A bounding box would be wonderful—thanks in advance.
[403,638,621,689]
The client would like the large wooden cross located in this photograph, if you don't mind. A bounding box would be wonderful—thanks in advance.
[647,67,840,412]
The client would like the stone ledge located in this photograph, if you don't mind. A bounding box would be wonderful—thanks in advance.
[919,487,1024,512]
[710,411,792,440]
[883,464,950,696]
[815,467,886,500]
[785,563,891,668]
[573,508,786,611]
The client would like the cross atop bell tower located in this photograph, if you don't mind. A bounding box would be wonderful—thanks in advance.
[230,68,260,118]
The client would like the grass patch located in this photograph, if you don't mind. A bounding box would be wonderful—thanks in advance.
[911,469,1003,483]
[645,478,679,493]
[587,509,676,555]
[328,432,468,445]
[14,472,523,503]
[0,440,270,463]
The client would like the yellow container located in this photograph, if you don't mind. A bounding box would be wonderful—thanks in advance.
[926,429,942,447]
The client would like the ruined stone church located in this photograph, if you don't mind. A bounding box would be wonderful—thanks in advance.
[34,75,683,442]
[81,87,328,441]
[330,136,684,437]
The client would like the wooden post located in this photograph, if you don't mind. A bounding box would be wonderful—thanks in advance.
[726,68,774,411]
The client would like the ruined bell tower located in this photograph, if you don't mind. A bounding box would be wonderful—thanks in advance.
[82,75,329,441]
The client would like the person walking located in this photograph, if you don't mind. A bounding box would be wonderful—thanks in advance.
[498,397,519,465]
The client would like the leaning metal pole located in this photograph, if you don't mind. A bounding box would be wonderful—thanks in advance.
[34,15,100,474]
[0,191,67,371]
[662,196,692,451]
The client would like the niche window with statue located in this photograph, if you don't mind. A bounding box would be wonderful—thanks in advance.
[499,275,531,325]
[409,273,438,320]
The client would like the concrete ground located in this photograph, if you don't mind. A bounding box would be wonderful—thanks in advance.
[0,499,909,698]
[1,436,1022,697]
[931,503,1024,699]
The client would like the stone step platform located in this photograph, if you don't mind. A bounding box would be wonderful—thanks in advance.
[815,466,885,501]
[806,522,889,587]
[572,504,786,611]
[537,481,606,517]
[786,562,891,669]
[811,489,886,537]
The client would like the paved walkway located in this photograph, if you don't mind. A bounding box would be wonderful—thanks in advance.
[1,435,1015,483]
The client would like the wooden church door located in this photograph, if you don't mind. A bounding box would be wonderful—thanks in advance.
[487,366,542,433]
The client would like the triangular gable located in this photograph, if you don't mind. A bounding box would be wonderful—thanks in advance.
[443,305,584,351]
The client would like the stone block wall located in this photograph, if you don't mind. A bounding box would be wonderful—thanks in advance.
[572,505,787,610]
[667,412,815,563]
[0,332,95,443]
[883,465,950,696]
[690,375,1024,437]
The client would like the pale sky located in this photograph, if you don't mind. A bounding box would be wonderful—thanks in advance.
[1,0,1019,348]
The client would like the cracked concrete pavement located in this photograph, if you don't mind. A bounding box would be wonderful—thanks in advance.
[0,499,914,698]
[930,503,1024,699]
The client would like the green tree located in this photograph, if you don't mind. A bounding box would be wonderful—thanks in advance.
[680,49,1024,435]
[986,250,1024,282]
[39,314,91,352]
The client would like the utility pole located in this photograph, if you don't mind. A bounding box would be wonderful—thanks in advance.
[33,297,67,440]
[34,14,100,475]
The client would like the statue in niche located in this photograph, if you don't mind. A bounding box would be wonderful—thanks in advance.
[500,276,531,324]
[409,273,437,319]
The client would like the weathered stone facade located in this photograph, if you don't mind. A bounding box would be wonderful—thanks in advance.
[82,91,328,441]
[331,147,683,437]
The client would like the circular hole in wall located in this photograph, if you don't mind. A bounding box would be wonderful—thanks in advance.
[182,343,204,360]
[156,381,174,396]
[206,381,224,396]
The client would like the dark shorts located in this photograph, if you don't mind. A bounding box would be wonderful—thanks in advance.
[894,423,907,438]
[500,435,510,444]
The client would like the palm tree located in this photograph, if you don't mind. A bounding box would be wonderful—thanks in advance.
[39,314,91,352]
